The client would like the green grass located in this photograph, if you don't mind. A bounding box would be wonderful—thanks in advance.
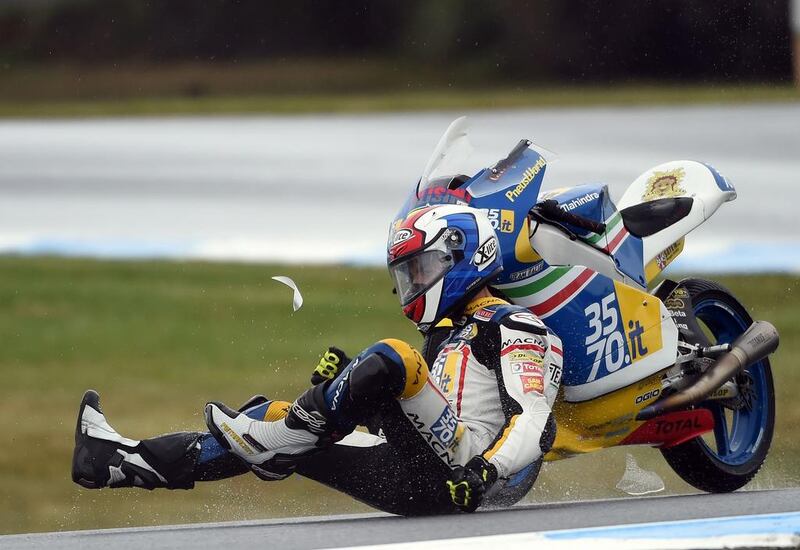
[1,85,799,118]
[1,257,798,534]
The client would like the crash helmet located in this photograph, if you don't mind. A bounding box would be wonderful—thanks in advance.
[387,205,502,332]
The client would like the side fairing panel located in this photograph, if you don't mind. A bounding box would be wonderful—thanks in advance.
[496,267,678,402]
[539,184,645,287]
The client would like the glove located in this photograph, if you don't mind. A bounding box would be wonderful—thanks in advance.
[311,347,350,385]
[446,455,498,513]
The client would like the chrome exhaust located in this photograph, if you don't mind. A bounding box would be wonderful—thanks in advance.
[636,321,779,421]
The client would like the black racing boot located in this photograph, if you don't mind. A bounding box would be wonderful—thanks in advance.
[72,390,202,490]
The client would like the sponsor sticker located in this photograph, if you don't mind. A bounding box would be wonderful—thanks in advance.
[480,208,516,234]
[508,350,534,361]
[502,337,535,347]
[559,192,600,213]
[635,388,660,405]
[430,407,458,446]
[509,262,545,281]
[520,374,544,394]
[506,157,547,202]
[471,237,498,268]
[473,308,495,322]
[641,167,687,202]
[457,323,478,341]
[392,228,413,245]
[548,363,563,386]
[510,360,544,375]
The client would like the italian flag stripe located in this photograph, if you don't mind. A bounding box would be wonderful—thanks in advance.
[586,211,621,244]
[604,225,629,254]
[531,268,595,317]
[502,266,572,298]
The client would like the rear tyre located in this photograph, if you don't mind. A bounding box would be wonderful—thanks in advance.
[660,278,775,492]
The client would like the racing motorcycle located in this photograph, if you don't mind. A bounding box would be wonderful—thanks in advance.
[391,117,779,501]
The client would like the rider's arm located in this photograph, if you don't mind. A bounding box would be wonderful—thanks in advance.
[481,314,556,478]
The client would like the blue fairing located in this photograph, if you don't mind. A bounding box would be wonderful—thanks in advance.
[540,184,645,285]
[540,183,606,238]
[702,162,736,193]
[394,145,548,284]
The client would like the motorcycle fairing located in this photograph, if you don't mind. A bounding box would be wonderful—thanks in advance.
[393,141,550,288]
[619,409,714,449]
[546,375,714,460]
[618,160,736,282]
[545,372,663,459]
[538,184,646,286]
[498,266,678,402]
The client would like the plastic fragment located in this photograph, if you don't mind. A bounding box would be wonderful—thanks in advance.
[271,276,303,312]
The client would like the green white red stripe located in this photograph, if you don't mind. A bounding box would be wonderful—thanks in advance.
[498,266,597,319]
[584,211,628,254]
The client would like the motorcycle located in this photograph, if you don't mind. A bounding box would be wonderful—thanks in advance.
[391,117,779,501]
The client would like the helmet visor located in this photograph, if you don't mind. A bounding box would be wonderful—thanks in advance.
[390,249,454,306]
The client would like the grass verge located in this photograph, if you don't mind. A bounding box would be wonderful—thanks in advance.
[0,257,797,534]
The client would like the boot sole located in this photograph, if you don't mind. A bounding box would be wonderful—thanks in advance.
[204,402,234,452]
[72,389,102,488]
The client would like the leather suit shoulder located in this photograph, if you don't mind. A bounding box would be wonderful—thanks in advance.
[495,306,548,335]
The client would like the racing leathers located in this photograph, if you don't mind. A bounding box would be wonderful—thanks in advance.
[425,295,562,479]
[72,295,563,515]
[205,294,563,513]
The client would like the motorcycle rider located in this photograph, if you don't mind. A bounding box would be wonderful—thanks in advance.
[72,205,563,514]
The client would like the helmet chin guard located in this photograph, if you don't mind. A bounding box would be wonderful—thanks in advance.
[388,205,503,329]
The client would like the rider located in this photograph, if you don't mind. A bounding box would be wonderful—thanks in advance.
[72,205,563,514]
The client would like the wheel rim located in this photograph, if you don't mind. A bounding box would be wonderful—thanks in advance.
[694,297,771,467]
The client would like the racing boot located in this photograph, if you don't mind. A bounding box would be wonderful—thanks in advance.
[204,383,343,480]
[72,390,202,490]
[205,339,426,479]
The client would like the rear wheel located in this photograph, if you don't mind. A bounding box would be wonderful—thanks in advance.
[660,278,775,492]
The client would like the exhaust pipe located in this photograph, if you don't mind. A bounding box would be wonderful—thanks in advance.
[636,321,779,421]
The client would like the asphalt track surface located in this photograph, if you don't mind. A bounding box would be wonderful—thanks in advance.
[1,104,799,268]
[2,489,799,549]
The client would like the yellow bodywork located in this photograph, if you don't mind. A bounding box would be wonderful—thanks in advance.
[544,372,664,461]
[644,237,685,283]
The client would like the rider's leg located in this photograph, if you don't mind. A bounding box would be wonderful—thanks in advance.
[207,339,478,514]
[72,391,290,489]
[295,400,462,516]
[205,339,465,463]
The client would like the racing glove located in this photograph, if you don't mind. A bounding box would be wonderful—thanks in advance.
[446,455,498,513]
[311,346,350,385]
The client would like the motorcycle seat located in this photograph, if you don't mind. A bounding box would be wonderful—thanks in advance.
[620,197,694,238]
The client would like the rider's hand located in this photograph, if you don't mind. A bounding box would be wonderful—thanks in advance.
[446,455,498,513]
[311,347,350,385]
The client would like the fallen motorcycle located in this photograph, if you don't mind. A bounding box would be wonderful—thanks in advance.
[391,117,779,501]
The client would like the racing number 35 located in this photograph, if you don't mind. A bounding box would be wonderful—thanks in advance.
[584,292,626,382]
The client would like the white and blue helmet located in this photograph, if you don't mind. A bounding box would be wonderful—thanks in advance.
[387,205,503,332]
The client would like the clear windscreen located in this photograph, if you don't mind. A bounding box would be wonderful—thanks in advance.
[416,117,481,199]
[415,117,558,201]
